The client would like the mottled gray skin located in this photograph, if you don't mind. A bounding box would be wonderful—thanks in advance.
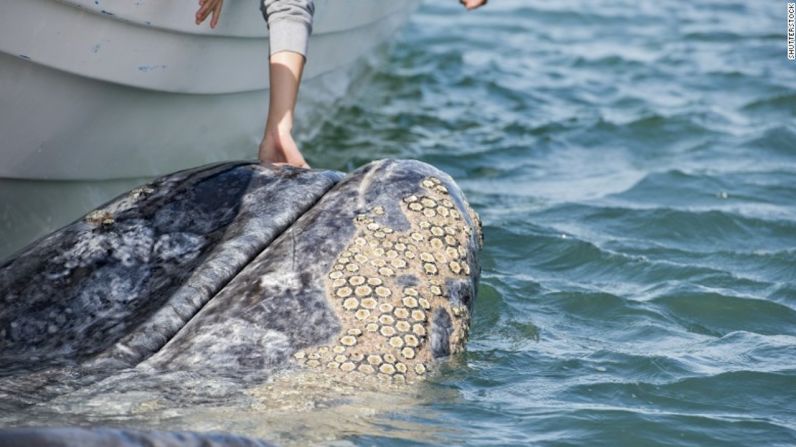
[0,162,341,373]
[0,427,274,447]
[0,159,481,437]
[147,159,481,375]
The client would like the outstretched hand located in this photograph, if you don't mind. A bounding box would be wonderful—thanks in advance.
[460,0,487,10]
[196,0,224,28]
[259,128,310,169]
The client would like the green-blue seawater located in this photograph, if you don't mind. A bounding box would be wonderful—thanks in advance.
[301,0,796,445]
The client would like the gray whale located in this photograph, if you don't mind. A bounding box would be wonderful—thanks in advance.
[0,427,274,447]
[0,159,482,403]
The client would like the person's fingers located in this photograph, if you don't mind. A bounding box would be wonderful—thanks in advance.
[196,5,209,24]
[195,0,215,25]
[210,0,223,29]
[197,1,210,17]
[462,0,486,10]
[282,136,308,168]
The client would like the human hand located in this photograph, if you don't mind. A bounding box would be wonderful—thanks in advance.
[460,0,487,10]
[259,128,310,169]
[196,0,224,29]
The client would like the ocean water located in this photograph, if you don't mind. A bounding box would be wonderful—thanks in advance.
[3,1,795,446]
[300,0,796,445]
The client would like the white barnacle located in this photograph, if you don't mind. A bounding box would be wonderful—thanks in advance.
[340,335,357,346]
[375,286,392,298]
[355,285,372,297]
[389,336,404,348]
[421,197,437,208]
[449,261,462,274]
[379,303,394,313]
[402,296,419,308]
[423,263,439,275]
[367,277,383,286]
[390,258,407,269]
[420,252,435,263]
[403,287,419,296]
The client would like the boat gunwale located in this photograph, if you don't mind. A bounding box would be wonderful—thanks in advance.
[52,0,415,39]
[1,0,417,94]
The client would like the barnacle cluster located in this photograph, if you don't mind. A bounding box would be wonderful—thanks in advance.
[293,177,477,384]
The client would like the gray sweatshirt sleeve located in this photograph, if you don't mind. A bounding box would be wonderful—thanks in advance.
[260,0,315,57]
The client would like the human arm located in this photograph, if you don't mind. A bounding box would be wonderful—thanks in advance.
[258,0,315,168]
[259,51,309,168]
